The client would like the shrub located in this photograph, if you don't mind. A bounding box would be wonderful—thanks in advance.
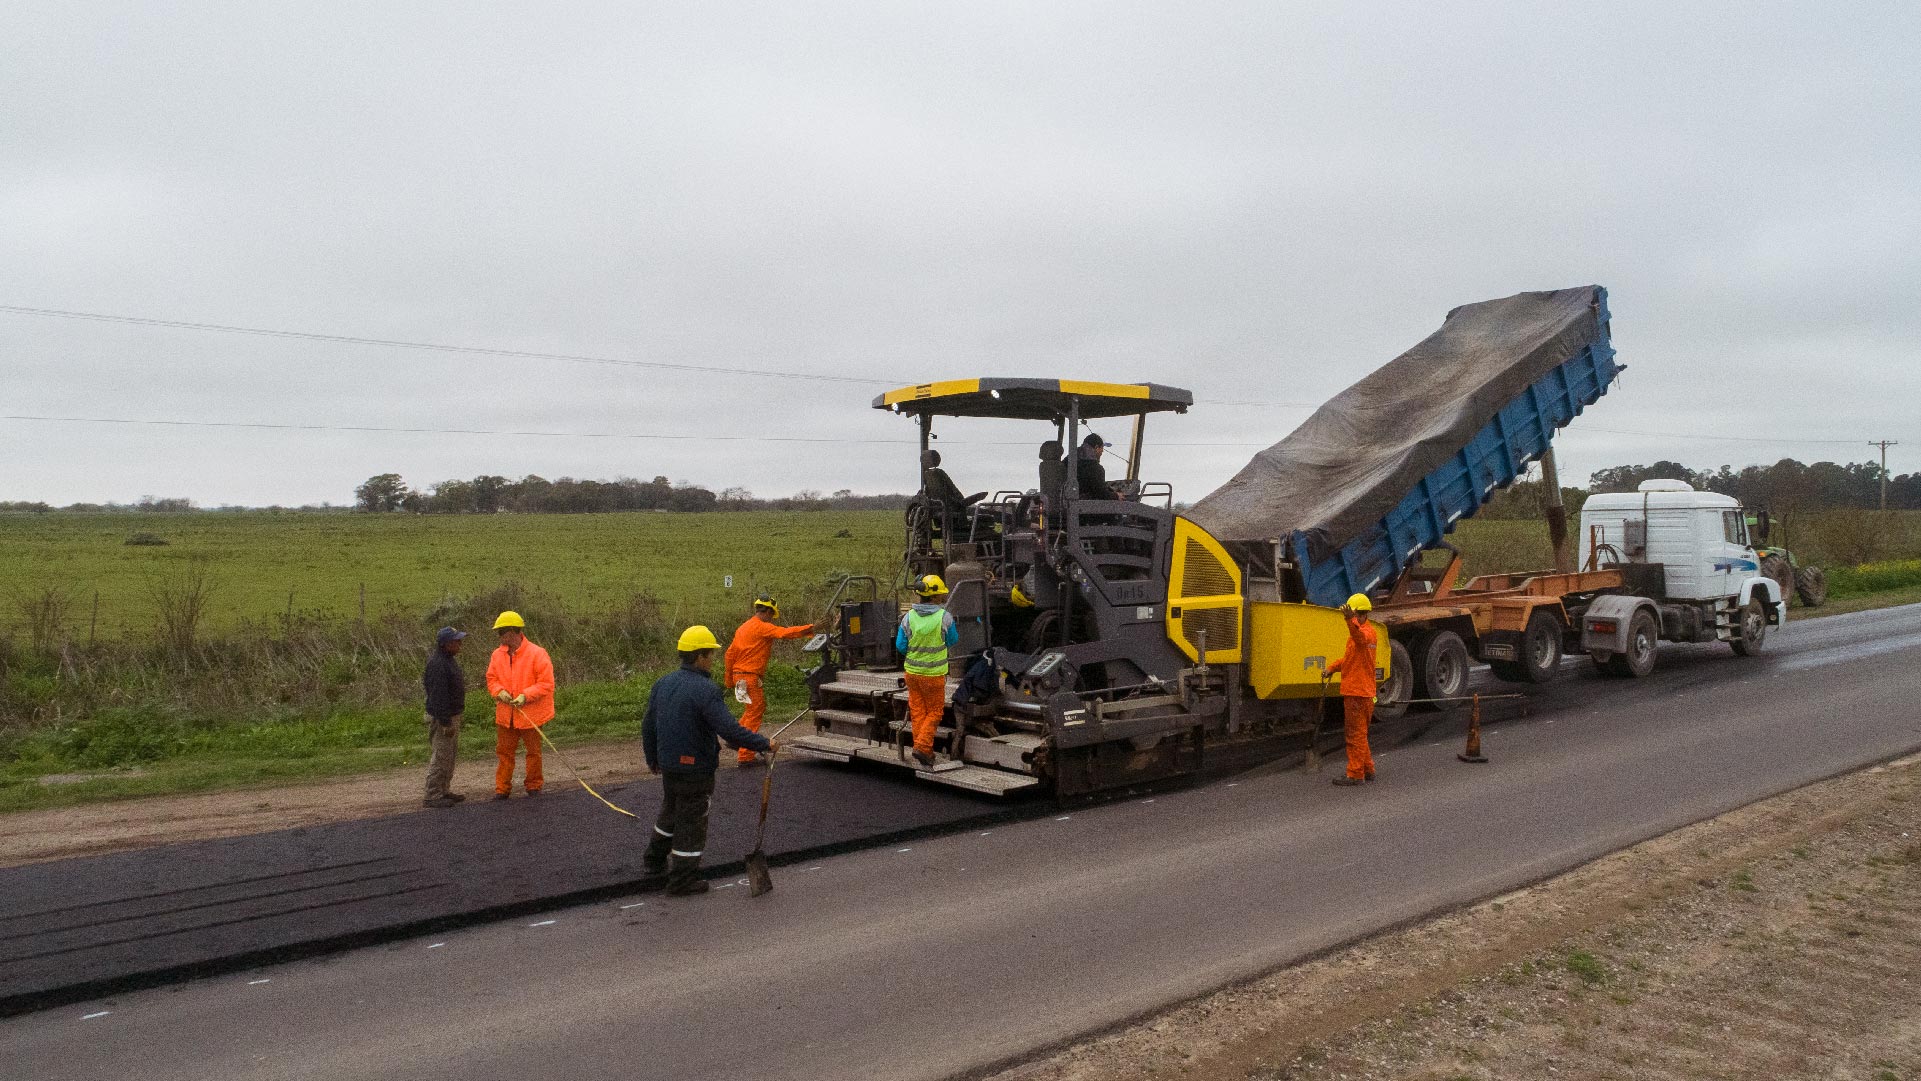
[124,532,170,546]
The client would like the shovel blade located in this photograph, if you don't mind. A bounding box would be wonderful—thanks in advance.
[745,849,773,897]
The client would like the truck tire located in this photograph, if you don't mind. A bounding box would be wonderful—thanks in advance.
[1795,565,1828,607]
[1731,599,1768,656]
[1373,640,1413,719]
[1411,629,1470,706]
[1602,609,1659,677]
[1511,608,1563,683]
[1759,553,1794,606]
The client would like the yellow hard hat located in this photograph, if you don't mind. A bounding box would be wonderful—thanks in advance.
[493,610,526,630]
[1344,593,1373,613]
[1009,583,1035,608]
[917,574,949,598]
[753,594,780,618]
[677,625,722,652]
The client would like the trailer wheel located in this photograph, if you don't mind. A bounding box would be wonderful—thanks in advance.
[1516,609,1564,683]
[1794,565,1828,607]
[1373,640,1412,719]
[1603,610,1659,677]
[1731,599,1768,656]
[1411,630,1470,706]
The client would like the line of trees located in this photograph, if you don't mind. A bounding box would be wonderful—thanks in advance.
[1481,458,1919,522]
[352,473,912,515]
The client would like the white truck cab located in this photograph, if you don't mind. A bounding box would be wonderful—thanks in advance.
[1575,480,1784,673]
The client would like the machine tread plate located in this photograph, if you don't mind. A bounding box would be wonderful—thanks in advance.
[786,733,1039,795]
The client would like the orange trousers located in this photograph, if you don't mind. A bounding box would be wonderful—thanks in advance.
[495,724,544,794]
[1343,695,1375,781]
[736,674,766,763]
[904,673,946,757]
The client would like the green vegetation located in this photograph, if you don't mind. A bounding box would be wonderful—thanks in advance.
[1564,950,1607,985]
[3,507,1920,812]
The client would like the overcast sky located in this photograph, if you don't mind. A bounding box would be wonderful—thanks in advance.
[4,2,1917,507]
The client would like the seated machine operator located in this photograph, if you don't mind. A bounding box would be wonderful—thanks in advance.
[1075,432,1118,500]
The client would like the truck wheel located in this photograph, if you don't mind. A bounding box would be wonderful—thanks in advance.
[1731,599,1768,656]
[1603,610,1659,677]
[1795,566,1828,607]
[1412,630,1470,706]
[1759,553,1794,606]
[1513,609,1563,683]
[1373,640,1412,720]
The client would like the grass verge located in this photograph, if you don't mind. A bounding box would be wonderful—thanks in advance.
[0,666,809,813]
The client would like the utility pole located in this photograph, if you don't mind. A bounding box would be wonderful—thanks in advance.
[1868,440,1898,511]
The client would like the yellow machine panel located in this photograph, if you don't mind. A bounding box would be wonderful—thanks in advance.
[1247,602,1391,700]
[1167,517,1244,664]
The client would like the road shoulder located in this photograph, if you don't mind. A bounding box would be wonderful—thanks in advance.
[992,752,1921,1081]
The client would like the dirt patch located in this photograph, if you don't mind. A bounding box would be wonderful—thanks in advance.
[991,754,1921,1081]
[0,738,678,868]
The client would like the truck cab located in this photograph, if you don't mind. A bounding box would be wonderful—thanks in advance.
[1576,480,1785,669]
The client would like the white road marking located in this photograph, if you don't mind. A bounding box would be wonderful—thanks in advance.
[715,882,737,889]
[427,943,446,949]
[528,920,556,927]
[620,902,646,910]
[248,979,271,986]
[805,865,824,872]
[1226,783,1239,787]
[896,847,912,853]
[1140,799,1155,804]
[1055,815,1071,821]
[976,832,992,837]
[81,1011,110,1020]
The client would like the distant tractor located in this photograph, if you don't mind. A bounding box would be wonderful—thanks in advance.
[1746,510,1828,607]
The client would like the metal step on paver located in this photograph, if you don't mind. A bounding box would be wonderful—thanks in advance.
[787,733,1041,795]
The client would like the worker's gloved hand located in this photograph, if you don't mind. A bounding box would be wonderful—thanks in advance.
[495,691,513,703]
[766,739,779,756]
[511,694,527,707]
[734,680,751,704]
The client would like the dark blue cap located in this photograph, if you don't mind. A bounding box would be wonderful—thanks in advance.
[436,626,468,645]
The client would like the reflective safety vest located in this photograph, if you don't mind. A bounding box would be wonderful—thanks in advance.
[903,608,952,677]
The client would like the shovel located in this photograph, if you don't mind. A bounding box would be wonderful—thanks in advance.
[744,709,810,898]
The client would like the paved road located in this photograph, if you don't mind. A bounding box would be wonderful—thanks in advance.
[10,605,1921,1081]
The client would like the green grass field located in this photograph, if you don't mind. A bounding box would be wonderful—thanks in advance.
[2,507,1919,813]
[0,510,903,638]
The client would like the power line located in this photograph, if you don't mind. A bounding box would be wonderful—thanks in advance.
[0,412,1285,448]
[0,303,895,386]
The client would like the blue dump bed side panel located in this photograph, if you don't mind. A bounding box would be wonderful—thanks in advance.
[1293,299,1619,608]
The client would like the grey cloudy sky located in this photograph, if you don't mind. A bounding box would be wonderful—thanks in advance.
[4,1,1917,507]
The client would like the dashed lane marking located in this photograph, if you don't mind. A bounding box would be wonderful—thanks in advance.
[528,920,557,927]
[82,1011,110,1020]
[620,902,646,910]
[1055,815,1071,821]
[427,943,446,949]
[248,979,271,985]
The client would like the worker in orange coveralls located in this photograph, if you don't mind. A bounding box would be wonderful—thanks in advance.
[1323,593,1379,787]
[723,594,813,767]
[485,610,556,798]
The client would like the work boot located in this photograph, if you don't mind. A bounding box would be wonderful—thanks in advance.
[1364,773,1376,783]
[492,792,511,800]
[524,787,541,797]
[423,795,459,808]
[1331,776,1365,787]
[665,855,707,895]
[913,750,936,769]
[445,792,467,803]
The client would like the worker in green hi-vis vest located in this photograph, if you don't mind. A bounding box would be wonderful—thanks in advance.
[894,574,959,769]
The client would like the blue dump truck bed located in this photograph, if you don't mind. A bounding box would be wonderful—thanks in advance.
[1186,286,1620,607]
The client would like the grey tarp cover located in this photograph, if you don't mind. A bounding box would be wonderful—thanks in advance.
[1186,286,1605,562]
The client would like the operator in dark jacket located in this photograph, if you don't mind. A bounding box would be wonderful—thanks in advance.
[421,626,468,808]
[642,625,775,895]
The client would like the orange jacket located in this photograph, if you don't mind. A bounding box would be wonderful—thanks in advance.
[1325,617,1379,700]
[724,616,814,684]
[486,640,556,727]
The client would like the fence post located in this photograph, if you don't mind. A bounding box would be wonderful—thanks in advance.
[359,582,366,624]
[89,591,99,646]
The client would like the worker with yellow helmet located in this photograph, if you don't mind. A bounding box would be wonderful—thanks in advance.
[641,625,776,895]
[485,610,556,799]
[722,594,815,768]
[894,574,959,768]
[1323,593,1380,787]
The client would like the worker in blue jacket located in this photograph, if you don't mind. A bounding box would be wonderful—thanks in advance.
[642,625,775,895]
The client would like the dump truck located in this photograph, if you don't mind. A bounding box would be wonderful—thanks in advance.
[789,286,1785,795]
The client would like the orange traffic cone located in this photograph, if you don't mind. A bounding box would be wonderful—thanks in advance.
[1457,693,1489,764]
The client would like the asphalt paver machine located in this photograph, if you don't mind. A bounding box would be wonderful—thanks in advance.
[789,378,1333,796]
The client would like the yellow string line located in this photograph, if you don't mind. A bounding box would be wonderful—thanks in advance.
[510,703,641,819]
